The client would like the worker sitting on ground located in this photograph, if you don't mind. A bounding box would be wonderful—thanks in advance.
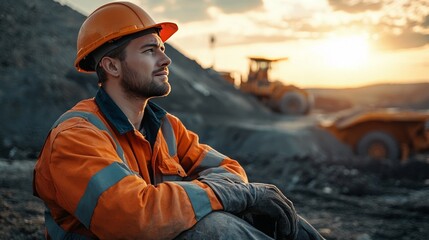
[33,2,325,239]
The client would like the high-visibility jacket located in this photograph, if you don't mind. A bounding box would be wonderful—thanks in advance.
[33,88,248,240]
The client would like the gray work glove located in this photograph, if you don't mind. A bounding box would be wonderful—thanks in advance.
[199,173,298,240]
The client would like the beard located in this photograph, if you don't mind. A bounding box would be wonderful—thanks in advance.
[120,62,171,100]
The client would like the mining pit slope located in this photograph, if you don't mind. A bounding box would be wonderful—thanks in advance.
[1,0,429,239]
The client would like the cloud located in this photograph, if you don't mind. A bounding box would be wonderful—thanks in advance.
[306,0,429,50]
[140,0,263,23]
[375,27,429,50]
[327,0,382,13]
[423,15,429,28]
[210,33,298,47]
[139,0,209,22]
[370,0,429,50]
[211,0,263,14]
[141,0,429,51]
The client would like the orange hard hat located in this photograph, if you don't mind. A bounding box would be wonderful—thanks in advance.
[74,1,178,72]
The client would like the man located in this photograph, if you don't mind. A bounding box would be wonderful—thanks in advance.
[33,2,325,239]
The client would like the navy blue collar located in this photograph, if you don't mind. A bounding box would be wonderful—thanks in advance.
[95,88,167,138]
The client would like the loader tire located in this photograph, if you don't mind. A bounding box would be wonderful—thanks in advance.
[357,131,400,162]
[278,91,308,115]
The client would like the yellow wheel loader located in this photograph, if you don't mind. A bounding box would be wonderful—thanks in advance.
[241,57,312,115]
[220,57,312,115]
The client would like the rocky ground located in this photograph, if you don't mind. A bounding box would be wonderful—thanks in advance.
[1,120,429,240]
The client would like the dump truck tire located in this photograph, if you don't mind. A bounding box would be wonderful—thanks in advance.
[278,91,308,115]
[357,131,400,162]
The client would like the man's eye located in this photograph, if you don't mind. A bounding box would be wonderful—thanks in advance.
[144,49,154,53]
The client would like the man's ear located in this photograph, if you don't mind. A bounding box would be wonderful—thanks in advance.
[99,57,121,77]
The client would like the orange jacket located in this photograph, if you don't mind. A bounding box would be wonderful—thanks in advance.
[34,88,248,239]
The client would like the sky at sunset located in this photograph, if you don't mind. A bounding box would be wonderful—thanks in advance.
[55,0,429,88]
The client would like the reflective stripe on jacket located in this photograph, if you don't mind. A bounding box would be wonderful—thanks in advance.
[33,88,248,240]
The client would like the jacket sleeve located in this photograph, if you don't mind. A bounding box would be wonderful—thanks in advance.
[38,119,223,240]
[167,114,248,183]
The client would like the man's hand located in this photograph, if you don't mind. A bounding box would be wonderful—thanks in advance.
[246,183,298,240]
[199,174,298,240]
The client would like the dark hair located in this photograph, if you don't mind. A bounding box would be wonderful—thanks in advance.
[96,43,128,86]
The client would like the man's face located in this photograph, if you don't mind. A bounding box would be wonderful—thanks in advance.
[120,33,172,99]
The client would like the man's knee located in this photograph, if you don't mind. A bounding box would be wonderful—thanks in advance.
[174,211,272,240]
[187,211,237,236]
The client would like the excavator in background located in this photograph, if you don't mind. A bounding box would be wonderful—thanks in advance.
[220,57,312,115]
[321,108,429,162]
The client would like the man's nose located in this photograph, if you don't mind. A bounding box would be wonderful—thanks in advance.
[159,51,172,67]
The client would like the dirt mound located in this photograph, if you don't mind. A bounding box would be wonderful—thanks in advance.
[0,0,90,157]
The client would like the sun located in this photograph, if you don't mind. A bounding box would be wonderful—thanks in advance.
[320,35,370,69]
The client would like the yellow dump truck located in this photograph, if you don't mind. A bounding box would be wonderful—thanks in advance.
[221,57,312,115]
[321,108,429,162]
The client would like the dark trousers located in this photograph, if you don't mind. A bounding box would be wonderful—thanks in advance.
[174,211,325,240]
